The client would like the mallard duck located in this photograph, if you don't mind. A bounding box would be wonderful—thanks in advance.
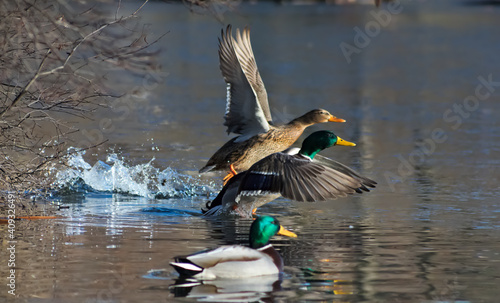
[170,216,297,279]
[199,25,346,183]
[203,130,376,217]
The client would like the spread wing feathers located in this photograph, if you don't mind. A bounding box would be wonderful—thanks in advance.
[238,153,366,202]
[313,154,377,192]
[233,27,272,123]
[219,25,270,137]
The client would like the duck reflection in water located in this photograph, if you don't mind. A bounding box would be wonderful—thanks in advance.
[170,275,282,302]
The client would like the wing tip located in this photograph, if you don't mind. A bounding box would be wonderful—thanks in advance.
[199,165,216,174]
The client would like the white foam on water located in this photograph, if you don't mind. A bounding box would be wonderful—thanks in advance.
[53,149,217,199]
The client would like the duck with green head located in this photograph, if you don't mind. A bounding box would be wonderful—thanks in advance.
[170,216,297,279]
[203,130,377,217]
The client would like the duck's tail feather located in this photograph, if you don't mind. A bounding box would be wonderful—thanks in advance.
[202,172,246,214]
[199,165,216,174]
[170,259,203,277]
[202,205,222,216]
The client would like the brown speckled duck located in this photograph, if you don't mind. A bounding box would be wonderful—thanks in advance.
[199,25,345,183]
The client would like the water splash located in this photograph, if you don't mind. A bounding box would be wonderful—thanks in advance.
[53,149,218,199]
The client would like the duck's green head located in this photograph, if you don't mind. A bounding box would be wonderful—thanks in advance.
[299,130,356,159]
[249,216,297,249]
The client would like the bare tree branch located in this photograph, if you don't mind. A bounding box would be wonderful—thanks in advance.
[0,49,51,117]
[0,0,160,191]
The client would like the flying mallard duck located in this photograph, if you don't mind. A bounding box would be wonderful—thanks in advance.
[170,216,297,279]
[203,130,376,217]
[199,25,346,183]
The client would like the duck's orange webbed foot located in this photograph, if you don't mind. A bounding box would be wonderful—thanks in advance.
[222,164,238,185]
[252,208,258,216]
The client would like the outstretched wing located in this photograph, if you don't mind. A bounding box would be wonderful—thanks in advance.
[233,27,272,123]
[313,154,377,192]
[219,25,271,139]
[237,153,370,202]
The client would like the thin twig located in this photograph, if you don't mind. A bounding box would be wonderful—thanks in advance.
[0,49,51,117]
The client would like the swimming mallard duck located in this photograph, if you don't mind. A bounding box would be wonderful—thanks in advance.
[199,25,345,183]
[203,130,377,217]
[170,216,297,279]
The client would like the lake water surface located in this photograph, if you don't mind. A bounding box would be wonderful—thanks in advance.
[2,1,500,302]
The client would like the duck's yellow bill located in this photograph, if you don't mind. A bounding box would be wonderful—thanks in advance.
[328,115,346,123]
[278,225,297,238]
[336,137,356,147]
